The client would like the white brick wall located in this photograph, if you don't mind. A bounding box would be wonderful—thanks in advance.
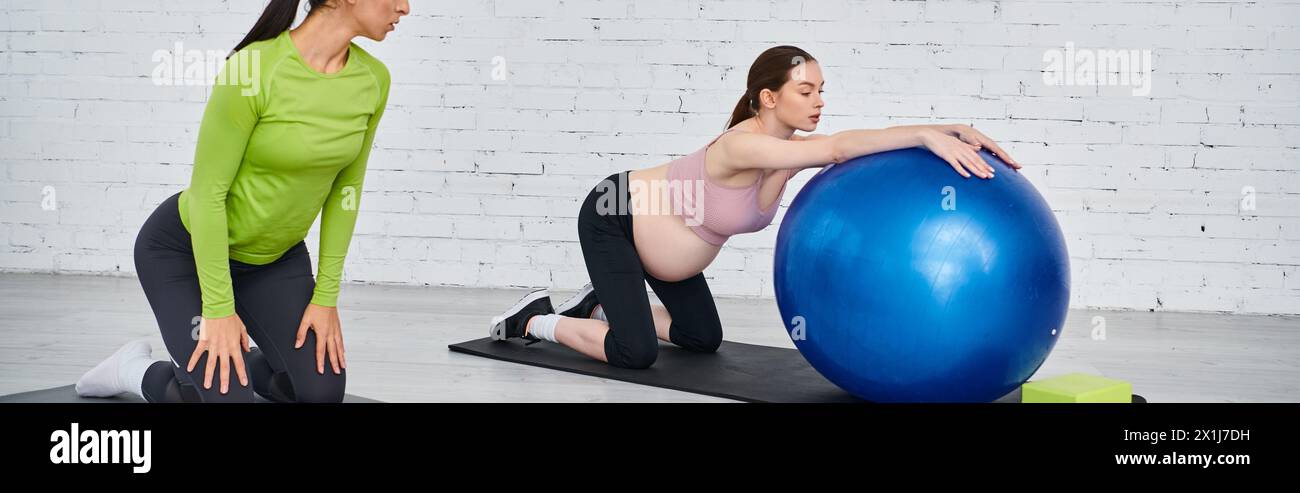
[2,0,1298,315]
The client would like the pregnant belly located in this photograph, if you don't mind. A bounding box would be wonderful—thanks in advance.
[628,167,722,282]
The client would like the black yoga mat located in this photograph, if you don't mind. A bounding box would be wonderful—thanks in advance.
[0,384,383,404]
[449,338,1147,404]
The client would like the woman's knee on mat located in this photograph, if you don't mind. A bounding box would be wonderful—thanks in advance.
[604,328,659,369]
[670,319,723,353]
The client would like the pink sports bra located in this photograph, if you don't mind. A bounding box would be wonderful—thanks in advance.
[665,128,793,246]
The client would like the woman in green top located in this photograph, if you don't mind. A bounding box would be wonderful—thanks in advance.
[76,0,408,403]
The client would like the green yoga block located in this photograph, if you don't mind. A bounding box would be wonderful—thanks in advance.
[1021,373,1132,403]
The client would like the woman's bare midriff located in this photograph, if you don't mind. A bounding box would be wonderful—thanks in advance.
[628,165,719,282]
[628,161,788,283]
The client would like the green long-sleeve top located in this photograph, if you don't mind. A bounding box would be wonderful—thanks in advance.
[179,29,390,318]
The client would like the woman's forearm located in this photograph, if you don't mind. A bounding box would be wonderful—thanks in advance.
[830,124,949,163]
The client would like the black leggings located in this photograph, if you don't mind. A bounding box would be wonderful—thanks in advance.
[576,172,724,369]
[133,192,345,403]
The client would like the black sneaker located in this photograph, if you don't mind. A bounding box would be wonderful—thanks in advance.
[556,282,600,319]
[489,288,554,345]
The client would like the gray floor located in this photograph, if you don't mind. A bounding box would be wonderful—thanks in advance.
[0,272,1296,403]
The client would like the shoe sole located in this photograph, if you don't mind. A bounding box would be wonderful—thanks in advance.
[490,288,550,341]
[555,283,594,317]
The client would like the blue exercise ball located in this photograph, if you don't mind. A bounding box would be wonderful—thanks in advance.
[773,147,1069,403]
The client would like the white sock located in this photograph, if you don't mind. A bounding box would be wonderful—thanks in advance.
[591,304,607,322]
[527,314,561,343]
[76,340,155,399]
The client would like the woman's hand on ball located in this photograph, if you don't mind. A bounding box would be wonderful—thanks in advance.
[947,124,1020,170]
[921,129,995,179]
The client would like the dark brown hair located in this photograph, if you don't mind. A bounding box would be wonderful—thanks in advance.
[726,45,818,129]
[229,0,332,57]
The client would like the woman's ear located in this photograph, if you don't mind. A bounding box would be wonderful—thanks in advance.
[758,88,776,110]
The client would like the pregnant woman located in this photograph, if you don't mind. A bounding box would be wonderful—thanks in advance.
[490,45,1020,369]
[75,0,406,402]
